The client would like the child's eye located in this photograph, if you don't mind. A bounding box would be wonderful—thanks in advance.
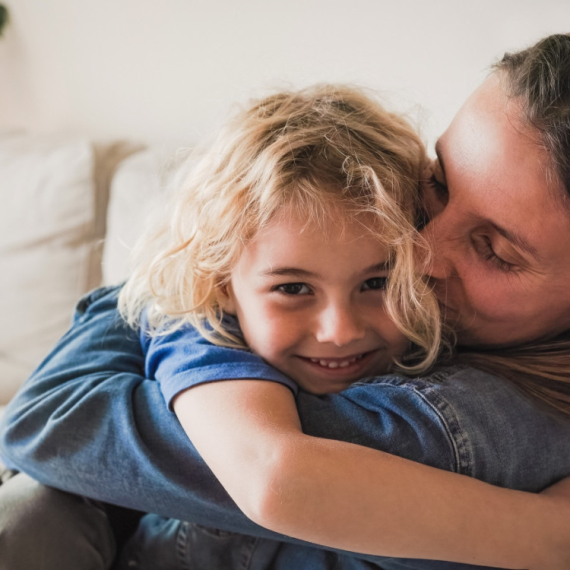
[275,283,312,295]
[361,277,388,291]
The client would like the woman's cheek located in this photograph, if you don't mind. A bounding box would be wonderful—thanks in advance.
[464,274,511,320]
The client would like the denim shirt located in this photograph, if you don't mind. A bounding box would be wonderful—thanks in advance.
[1,285,570,570]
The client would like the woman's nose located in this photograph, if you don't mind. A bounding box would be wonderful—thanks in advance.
[418,215,455,281]
[314,302,366,347]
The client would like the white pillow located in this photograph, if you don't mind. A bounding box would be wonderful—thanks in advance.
[102,146,192,286]
[0,133,99,403]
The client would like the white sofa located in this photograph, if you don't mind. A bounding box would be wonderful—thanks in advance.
[0,132,185,407]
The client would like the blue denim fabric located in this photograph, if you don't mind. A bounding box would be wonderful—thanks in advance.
[117,515,388,570]
[117,515,283,570]
[1,285,570,569]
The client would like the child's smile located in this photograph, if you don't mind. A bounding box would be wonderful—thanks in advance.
[305,351,370,369]
[294,349,382,388]
[221,209,410,394]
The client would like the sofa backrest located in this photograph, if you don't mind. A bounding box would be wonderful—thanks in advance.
[0,133,140,403]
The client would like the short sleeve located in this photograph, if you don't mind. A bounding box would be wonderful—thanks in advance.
[142,320,298,409]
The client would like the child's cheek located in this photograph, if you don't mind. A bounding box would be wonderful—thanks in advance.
[256,307,302,363]
[237,301,295,365]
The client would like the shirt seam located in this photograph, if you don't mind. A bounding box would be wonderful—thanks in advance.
[411,385,474,476]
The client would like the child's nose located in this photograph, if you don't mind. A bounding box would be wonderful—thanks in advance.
[314,302,365,347]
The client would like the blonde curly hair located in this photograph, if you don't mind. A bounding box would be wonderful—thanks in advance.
[119,84,443,372]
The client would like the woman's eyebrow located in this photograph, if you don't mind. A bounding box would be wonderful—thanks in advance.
[492,224,541,261]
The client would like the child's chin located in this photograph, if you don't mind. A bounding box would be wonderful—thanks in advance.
[297,380,348,395]
[290,371,364,395]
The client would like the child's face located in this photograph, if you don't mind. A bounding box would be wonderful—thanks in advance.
[221,210,410,394]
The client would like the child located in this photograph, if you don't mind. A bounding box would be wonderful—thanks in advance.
[1,84,569,570]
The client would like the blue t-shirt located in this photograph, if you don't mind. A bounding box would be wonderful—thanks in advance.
[141,313,298,408]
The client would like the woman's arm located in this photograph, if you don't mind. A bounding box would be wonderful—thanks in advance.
[173,379,570,570]
[1,286,569,569]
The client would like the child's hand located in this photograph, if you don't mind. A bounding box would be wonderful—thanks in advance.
[530,477,570,570]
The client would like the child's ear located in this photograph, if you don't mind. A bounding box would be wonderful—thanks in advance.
[218,283,237,315]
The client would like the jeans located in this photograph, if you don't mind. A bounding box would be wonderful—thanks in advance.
[117,515,283,570]
[117,516,383,570]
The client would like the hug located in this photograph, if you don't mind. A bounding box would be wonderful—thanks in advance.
[1,33,570,570]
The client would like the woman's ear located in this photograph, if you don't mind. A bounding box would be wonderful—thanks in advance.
[218,282,237,315]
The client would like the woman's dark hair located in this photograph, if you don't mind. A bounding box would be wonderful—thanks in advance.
[494,33,570,203]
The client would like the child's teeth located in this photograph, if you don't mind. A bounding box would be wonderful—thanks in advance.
[310,356,363,369]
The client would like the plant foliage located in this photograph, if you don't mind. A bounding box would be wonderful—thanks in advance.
[0,5,9,38]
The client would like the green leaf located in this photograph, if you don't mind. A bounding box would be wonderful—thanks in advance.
[0,5,9,38]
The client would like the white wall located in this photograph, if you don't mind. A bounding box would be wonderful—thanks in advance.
[1,0,569,147]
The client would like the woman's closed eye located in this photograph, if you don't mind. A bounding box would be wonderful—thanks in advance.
[476,236,517,273]
[361,277,388,291]
[419,170,449,226]
[427,174,449,205]
[274,283,312,296]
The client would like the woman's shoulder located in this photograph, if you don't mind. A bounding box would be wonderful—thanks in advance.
[348,365,570,490]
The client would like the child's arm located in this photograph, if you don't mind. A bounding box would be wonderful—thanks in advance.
[173,379,570,570]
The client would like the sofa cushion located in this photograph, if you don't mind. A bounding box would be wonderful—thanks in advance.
[102,146,190,286]
[0,134,99,403]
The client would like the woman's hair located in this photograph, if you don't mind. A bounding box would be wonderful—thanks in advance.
[494,33,570,207]
[119,84,444,373]
[459,34,570,416]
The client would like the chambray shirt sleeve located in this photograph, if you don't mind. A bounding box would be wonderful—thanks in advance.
[141,319,297,409]
[0,286,472,568]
